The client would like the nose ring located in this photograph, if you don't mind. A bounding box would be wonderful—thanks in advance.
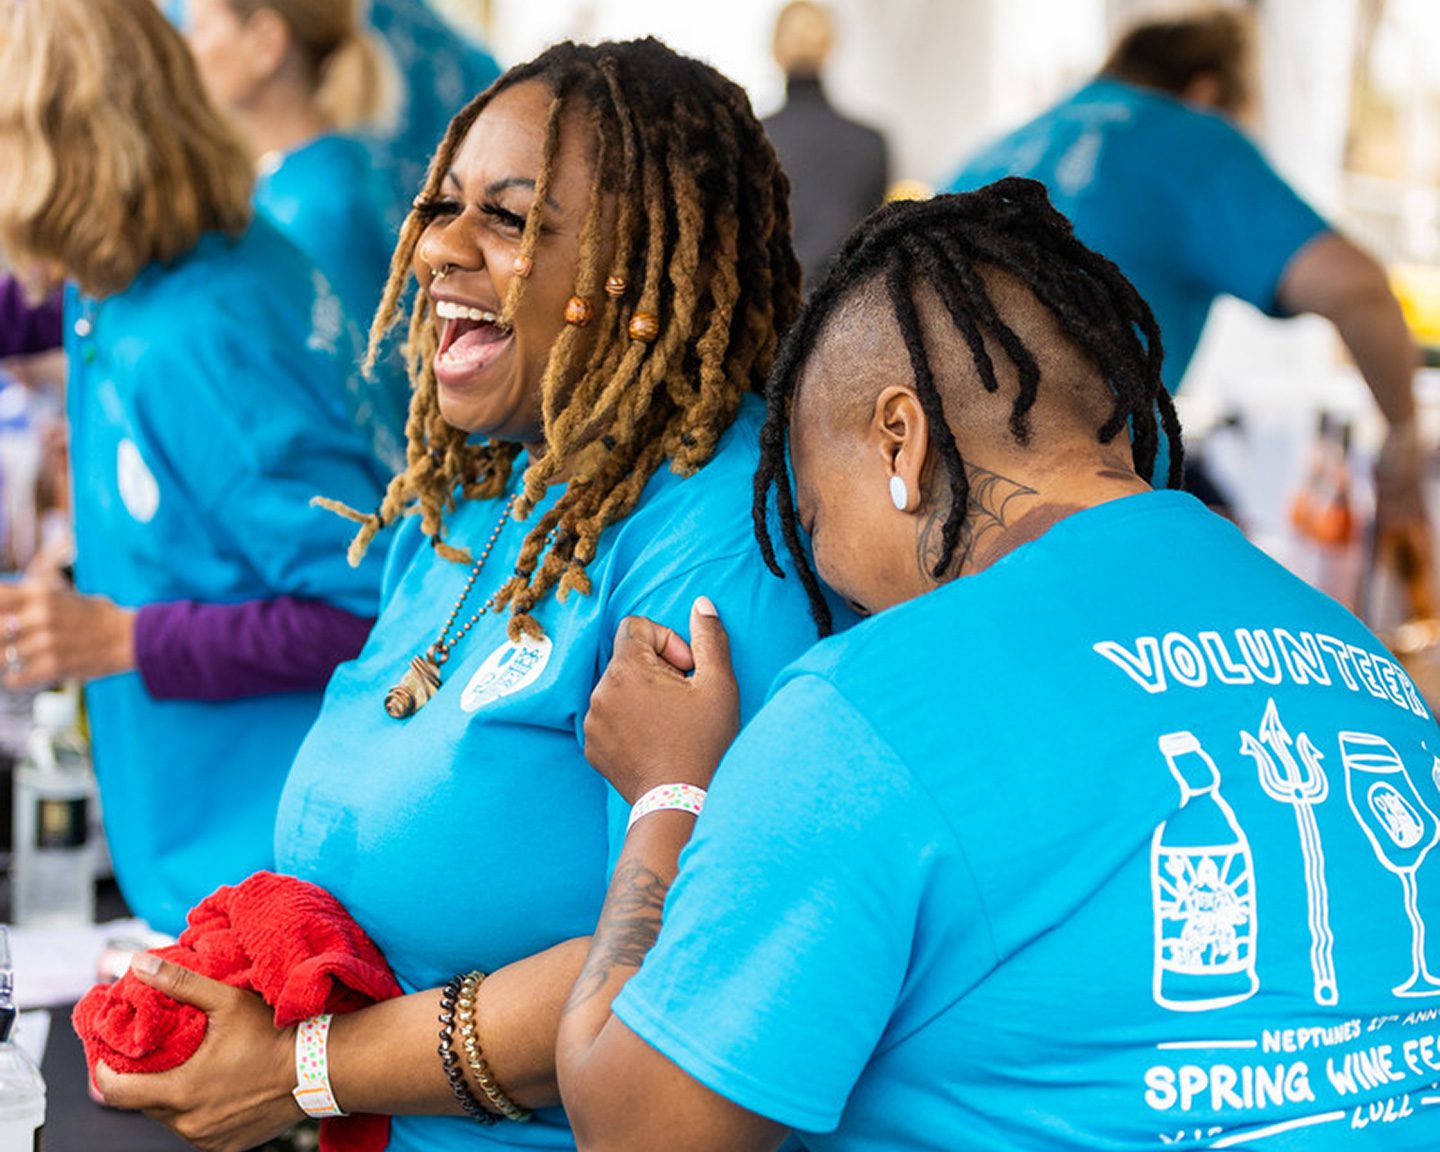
[429,263,452,283]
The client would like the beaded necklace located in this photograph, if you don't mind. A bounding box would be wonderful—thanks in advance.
[384,498,518,719]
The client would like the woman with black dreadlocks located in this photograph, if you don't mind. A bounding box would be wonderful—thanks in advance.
[97,38,826,1152]
[561,180,1440,1151]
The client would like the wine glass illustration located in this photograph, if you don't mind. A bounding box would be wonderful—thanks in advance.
[1340,731,1440,997]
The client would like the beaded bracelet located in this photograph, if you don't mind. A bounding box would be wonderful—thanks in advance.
[437,974,496,1125]
[456,972,532,1123]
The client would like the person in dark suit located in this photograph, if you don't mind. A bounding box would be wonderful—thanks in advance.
[764,1,888,294]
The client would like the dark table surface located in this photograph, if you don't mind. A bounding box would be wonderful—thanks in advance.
[42,1003,192,1152]
[30,877,191,1151]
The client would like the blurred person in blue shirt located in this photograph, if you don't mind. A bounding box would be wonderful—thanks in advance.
[365,0,502,232]
[185,0,407,464]
[947,9,1425,541]
[0,0,392,933]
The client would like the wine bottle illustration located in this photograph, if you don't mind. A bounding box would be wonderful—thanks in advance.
[1152,731,1259,1011]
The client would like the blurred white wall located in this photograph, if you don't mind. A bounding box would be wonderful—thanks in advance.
[484,0,1105,186]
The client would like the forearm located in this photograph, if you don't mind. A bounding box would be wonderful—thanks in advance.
[329,937,591,1117]
[134,597,374,701]
[1331,289,1418,430]
[558,813,696,1148]
[1277,232,1419,429]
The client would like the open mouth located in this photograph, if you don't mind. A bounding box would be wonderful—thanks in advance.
[434,299,513,377]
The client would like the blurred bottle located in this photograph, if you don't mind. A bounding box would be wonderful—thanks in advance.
[11,688,95,928]
[1310,419,1355,547]
[0,381,42,573]
[0,927,44,1149]
[1289,412,1355,547]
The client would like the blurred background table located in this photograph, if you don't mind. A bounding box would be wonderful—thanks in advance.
[8,877,188,1151]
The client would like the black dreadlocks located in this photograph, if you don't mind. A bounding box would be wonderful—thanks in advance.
[752,177,1183,635]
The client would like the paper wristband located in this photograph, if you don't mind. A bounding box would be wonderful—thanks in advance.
[626,783,707,832]
[293,1013,348,1119]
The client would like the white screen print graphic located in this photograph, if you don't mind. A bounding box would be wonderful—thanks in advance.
[1339,731,1440,997]
[1152,732,1259,1011]
[1240,700,1337,1006]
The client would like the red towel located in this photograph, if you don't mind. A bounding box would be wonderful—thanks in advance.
[72,871,403,1152]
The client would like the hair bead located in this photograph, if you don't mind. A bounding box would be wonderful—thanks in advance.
[564,295,593,326]
[627,311,659,342]
[336,39,801,646]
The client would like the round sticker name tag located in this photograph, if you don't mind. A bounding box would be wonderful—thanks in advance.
[117,438,160,523]
[460,635,553,713]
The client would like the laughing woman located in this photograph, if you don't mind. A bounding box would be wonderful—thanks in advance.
[98,37,828,1152]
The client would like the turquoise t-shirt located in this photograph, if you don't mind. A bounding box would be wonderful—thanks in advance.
[619,491,1440,1150]
[275,395,828,1150]
[946,80,1328,394]
[365,0,502,232]
[255,134,393,328]
[254,132,408,465]
[67,218,391,935]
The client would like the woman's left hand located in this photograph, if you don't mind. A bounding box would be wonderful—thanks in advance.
[584,596,740,803]
[93,954,300,1152]
[0,579,134,689]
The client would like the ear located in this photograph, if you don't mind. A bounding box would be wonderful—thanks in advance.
[1180,71,1224,111]
[241,7,293,81]
[870,385,928,514]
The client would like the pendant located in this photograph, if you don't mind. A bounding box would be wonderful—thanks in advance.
[385,655,442,719]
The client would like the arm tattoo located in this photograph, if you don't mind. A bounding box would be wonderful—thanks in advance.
[565,860,671,1013]
[917,462,1037,583]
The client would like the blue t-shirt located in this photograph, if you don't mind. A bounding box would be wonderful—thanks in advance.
[947,80,1328,394]
[619,490,1440,1151]
[275,395,828,1150]
[255,133,408,464]
[364,0,502,232]
[66,218,391,935]
[255,134,393,328]
[164,0,500,238]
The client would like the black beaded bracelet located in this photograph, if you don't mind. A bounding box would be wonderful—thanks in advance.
[438,974,497,1125]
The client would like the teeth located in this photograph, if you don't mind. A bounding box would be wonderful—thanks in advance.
[434,299,500,324]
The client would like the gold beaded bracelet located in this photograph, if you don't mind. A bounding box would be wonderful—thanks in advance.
[456,971,532,1123]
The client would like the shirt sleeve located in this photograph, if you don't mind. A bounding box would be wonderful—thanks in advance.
[1173,121,1328,316]
[595,546,826,870]
[0,276,63,359]
[133,597,374,700]
[611,674,958,1133]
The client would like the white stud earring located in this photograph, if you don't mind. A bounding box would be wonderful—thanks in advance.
[888,475,909,511]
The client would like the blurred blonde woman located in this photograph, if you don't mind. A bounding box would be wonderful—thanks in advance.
[185,2,401,345]
[0,0,393,934]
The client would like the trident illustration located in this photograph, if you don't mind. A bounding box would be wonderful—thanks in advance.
[1240,699,1337,1005]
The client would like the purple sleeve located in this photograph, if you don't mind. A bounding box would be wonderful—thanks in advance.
[0,276,64,359]
[133,597,375,701]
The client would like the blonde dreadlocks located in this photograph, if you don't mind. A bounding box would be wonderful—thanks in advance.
[321,38,799,641]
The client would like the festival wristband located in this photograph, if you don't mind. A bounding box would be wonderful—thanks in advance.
[292,1013,347,1118]
[626,782,707,832]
